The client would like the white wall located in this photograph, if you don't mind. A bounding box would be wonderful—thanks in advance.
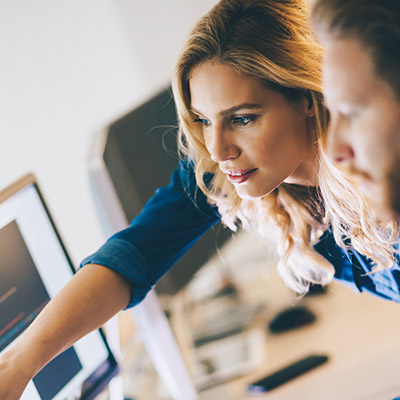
[0,0,217,265]
[115,0,219,91]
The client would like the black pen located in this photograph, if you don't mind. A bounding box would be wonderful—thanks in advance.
[246,354,329,394]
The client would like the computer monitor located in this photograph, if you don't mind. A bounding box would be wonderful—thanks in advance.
[98,87,231,295]
[86,87,229,400]
[0,174,119,400]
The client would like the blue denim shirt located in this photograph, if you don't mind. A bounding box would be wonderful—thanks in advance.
[81,159,400,307]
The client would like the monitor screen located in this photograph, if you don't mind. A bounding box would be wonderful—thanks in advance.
[0,174,118,400]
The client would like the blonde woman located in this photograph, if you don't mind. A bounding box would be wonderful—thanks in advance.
[0,0,399,398]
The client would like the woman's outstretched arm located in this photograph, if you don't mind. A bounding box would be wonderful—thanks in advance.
[0,263,131,400]
[0,160,219,400]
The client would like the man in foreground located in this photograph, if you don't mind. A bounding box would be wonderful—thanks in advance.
[312,0,400,218]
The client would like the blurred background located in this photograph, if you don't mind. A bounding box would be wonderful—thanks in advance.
[0,0,218,266]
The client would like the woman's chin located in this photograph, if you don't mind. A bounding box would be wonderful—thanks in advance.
[234,184,279,200]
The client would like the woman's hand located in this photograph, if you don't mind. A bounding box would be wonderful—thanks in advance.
[0,264,131,400]
[0,349,33,400]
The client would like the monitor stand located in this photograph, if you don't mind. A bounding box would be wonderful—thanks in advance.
[88,133,198,399]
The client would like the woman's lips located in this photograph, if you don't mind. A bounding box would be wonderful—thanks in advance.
[223,168,258,184]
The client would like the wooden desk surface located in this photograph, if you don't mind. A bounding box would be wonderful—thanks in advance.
[182,231,400,400]
[120,231,400,400]
[198,272,400,400]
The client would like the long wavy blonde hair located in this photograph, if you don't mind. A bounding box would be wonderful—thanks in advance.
[172,0,399,294]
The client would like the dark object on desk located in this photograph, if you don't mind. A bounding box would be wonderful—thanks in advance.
[306,283,328,296]
[246,354,329,394]
[268,305,316,334]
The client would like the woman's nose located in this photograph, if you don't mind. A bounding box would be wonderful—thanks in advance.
[327,115,355,163]
[205,125,240,162]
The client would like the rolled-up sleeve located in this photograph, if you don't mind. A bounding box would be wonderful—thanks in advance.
[80,160,221,307]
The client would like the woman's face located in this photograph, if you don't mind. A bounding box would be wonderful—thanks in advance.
[189,61,317,199]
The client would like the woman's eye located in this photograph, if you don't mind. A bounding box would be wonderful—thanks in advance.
[193,118,211,127]
[232,115,255,126]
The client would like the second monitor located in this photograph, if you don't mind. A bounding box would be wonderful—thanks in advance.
[96,87,231,295]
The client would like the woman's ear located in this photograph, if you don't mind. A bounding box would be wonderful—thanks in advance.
[305,95,315,117]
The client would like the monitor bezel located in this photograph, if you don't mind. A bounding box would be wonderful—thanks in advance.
[0,173,119,400]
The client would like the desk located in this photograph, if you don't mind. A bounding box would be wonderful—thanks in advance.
[119,231,400,400]
[196,276,400,399]
[197,278,400,399]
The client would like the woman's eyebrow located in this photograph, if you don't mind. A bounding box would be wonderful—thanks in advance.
[190,103,263,116]
[220,103,263,116]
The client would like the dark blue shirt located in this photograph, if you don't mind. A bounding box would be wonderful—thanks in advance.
[81,160,400,307]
